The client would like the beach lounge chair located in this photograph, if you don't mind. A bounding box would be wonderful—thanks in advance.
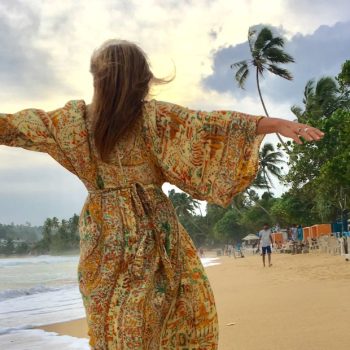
[281,241,292,253]
[345,237,350,261]
[327,236,340,255]
[318,236,329,253]
[307,237,319,252]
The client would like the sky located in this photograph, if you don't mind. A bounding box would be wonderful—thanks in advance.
[0,0,349,225]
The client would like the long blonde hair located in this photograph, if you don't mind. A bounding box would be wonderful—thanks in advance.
[90,39,174,162]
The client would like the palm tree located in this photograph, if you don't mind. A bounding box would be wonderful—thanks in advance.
[168,189,199,218]
[230,192,247,216]
[337,59,350,94]
[291,77,341,122]
[245,189,272,218]
[51,217,60,234]
[251,169,270,190]
[231,26,295,152]
[42,218,53,246]
[244,143,285,217]
[250,143,286,192]
[258,143,286,194]
[168,189,209,243]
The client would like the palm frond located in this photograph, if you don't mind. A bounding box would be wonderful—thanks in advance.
[255,171,266,186]
[291,105,303,119]
[263,36,284,50]
[261,143,274,156]
[303,80,315,105]
[258,142,286,186]
[230,60,248,69]
[267,64,293,80]
[248,27,257,54]
[264,153,286,163]
[234,63,249,88]
[314,77,339,116]
[268,164,282,180]
[315,77,338,100]
[254,27,273,51]
[264,169,275,188]
[263,47,295,64]
[252,171,270,189]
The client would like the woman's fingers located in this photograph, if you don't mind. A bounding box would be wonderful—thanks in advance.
[276,120,325,145]
[292,124,325,143]
[313,128,325,137]
[307,129,322,141]
[298,128,314,141]
[293,131,303,144]
[286,126,303,144]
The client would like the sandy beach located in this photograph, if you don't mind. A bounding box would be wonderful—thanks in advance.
[39,253,350,350]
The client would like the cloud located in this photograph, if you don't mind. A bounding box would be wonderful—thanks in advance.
[202,21,350,108]
[0,0,74,100]
[286,0,350,24]
[0,147,87,225]
[1,0,349,224]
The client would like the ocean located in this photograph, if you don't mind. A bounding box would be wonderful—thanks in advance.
[0,255,220,349]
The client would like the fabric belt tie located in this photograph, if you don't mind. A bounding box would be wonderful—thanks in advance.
[88,182,176,292]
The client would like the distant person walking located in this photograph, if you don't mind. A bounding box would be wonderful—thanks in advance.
[258,223,273,267]
[297,224,303,241]
[291,224,298,241]
[0,38,324,349]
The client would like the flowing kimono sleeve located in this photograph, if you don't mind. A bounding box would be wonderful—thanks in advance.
[0,101,85,175]
[143,99,265,208]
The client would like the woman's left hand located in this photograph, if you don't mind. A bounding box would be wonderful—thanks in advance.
[276,119,324,144]
[257,117,325,144]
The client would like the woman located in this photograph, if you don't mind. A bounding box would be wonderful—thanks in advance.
[0,39,324,349]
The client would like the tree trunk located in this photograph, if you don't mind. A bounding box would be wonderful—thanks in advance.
[256,68,291,154]
[176,205,209,236]
[231,200,243,216]
[247,190,273,218]
[263,169,272,195]
[255,200,273,218]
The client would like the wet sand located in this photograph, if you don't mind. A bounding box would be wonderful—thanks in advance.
[39,253,350,349]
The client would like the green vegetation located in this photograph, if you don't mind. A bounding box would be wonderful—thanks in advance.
[0,215,80,256]
[0,29,348,253]
[170,51,350,246]
[231,25,295,152]
[286,62,350,224]
[167,145,282,247]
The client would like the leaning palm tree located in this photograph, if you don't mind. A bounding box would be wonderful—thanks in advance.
[258,143,286,194]
[245,188,273,218]
[231,26,295,153]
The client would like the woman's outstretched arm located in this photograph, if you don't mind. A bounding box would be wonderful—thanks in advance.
[143,99,266,207]
[143,100,326,208]
[0,100,86,176]
[256,117,324,144]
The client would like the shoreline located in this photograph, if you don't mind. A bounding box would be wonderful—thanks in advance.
[0,251,81,259]
[38,318,89,338]
[36,253,350,350]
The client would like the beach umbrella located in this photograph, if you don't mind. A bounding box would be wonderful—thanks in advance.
[242,234,259,241]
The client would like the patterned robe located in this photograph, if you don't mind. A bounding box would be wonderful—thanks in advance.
[0,99,265,349]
